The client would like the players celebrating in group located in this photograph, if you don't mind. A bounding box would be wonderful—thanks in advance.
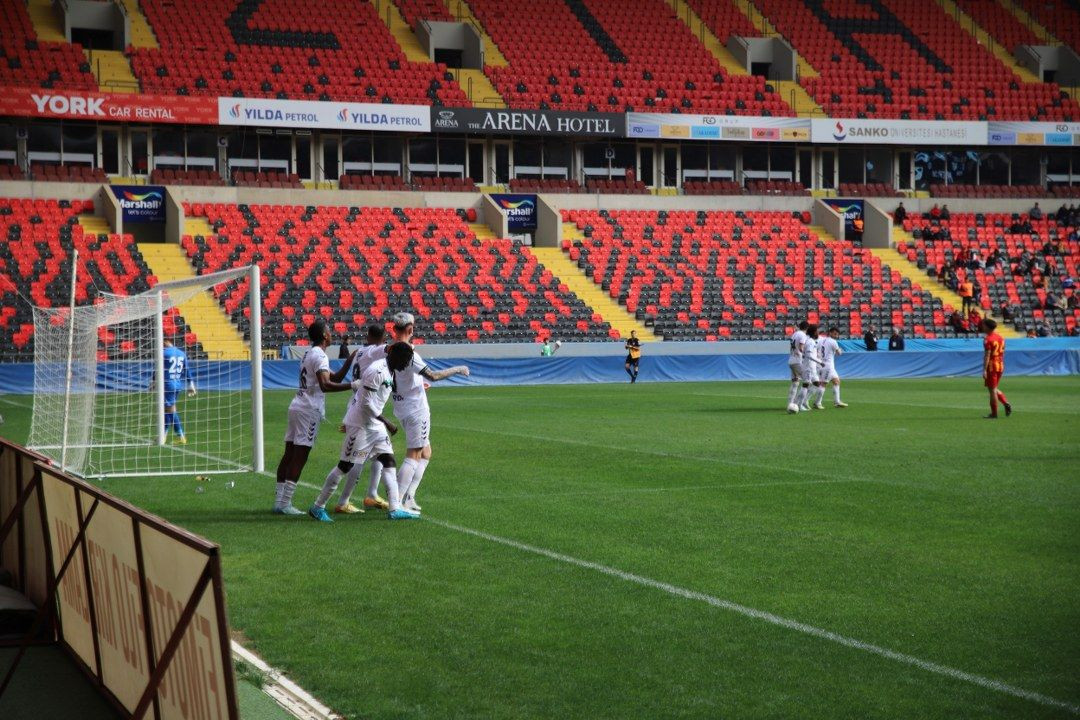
[786,320,847,413]
[273,314,470,521]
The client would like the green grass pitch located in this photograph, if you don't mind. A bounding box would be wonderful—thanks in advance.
[1,376,1078,719]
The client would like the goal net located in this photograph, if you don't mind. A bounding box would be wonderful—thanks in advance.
[27,264,265,479]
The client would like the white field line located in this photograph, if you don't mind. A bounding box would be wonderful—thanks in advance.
[422,515,1080,716]
[282,474,1080,715]
[232,641,341,720]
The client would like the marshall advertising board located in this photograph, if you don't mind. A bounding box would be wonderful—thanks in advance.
[431,108,625,137]
[111,185,167,223]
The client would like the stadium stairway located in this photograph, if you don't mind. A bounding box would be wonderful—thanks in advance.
[997,0,1059,45]
[137,243,250,359]
[376,0,438,63]
[533,247,657,341]
[26,0,66,42]
[77,215,111,236]
[85,50,140,93]
[731,0,818,79]
[118,0,160,48]
[452,67,506,108]
[933,0,1040,83]
[665,0,746,76]
[878,228,1022,338]
[469,221,498,240]
[445,0,509,67]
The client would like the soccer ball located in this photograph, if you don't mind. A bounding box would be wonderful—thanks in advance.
[554,340,562,348]
[786,403,800,414]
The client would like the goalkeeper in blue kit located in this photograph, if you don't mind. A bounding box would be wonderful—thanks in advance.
[162,340,196,445]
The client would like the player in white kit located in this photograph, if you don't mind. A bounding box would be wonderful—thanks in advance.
[329,325,393,514]
[387,313,470,514]
[786,320,809,410]
[795,324,822,411]
[309,355,420,521]
[272,320,360,515]
[817,326,848,408]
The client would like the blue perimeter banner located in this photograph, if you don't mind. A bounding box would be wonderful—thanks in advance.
[491,194,537,230]
[110,184,166,223]
[0,348,1075,394]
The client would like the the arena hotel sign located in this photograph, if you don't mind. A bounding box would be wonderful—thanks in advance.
[2,85,1078,146]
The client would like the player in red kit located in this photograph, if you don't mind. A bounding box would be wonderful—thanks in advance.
[981,319,1012,419]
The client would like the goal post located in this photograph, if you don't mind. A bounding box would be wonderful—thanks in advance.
[28,263,264,479]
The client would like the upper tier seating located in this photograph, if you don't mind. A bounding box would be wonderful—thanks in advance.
[394,0,455,27]
[563,209,953,340]
[898,211,1079,337]
[339,174,412,191]
[586,178,648,194]
[150,168,227,186]
[181,203,616,346]
[509,178,584,193]
[1016,0,1080,51]
[411,175,478,192]
[471,0,792,114]
[29,164,107,183]
[684,0,760,42]
[0,197,199,361]
[232,169,303,188]
[0,1,97,90]
[929,184,1047,198]
[683,180,745,196]
[954,0,1041,52]
[129,0,470,105]
[754,0,1079,120]
[838,182,904,197]
[745,180,806,196]
[0,164,27,181]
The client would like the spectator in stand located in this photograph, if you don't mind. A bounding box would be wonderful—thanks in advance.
[940,204,951,220]
[1037,321,1052,337]
[945,267,960,292]
[968,308,982,331]
[888,327,905,351]
[864,327,878,351]
[1026,327,1038,338]
[1029,202,1043,220]
[930,204,942,219]
[1045,291,1066,313]
[338,335,351,360]
[987,247,1003,268]
[951,311,968,333]
[1056,204,1069,225]
[1064,276,1077,290]
[1042,238,1059,256]
[972,280,983,308]
[1000,303,1015,322]
[959,277,974,313]
[894,202,907,224]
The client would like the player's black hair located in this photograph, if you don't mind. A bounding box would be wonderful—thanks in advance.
[983,318,997,331]
[308,319,327,343]
[806,323,819,338]
[798,320,809,330]
[828,326,839,334]
[386,341,414,372]
[366,324,386,342]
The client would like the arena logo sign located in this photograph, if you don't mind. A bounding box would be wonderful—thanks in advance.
[111,185,166,224]
[430,108,624,137]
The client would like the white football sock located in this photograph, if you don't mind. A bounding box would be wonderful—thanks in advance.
[408,459,429,502]
[315,468,343,508]
[281,480,298,508]
[833,384,842,403]
[338,463,363,506]
[366,459,384,498]
[398,458,418,504]
[786,381,799,405]
[814,386,826,405]
[274,483,285,507]
[383,467,401,511]
[796,385,809,406]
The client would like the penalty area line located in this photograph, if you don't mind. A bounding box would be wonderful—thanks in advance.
[423,515,1080,716]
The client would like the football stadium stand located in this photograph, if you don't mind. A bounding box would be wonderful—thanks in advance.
[1014,0,1080,49]
[561,209,966,341]
[180,202,616,347]
[0,0,97,90]
[896,212,1079,337]
[0,198,199,362]
[753,0,1079,120]
[127,0,470,105]
[470,0,792,114]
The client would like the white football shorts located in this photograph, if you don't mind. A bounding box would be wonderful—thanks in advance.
[339,423,393,463]
[800,362,820,384]
[788,362,804,381]
[400,411,431,449]
[284,407,321,448]
[820,363,839,382]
